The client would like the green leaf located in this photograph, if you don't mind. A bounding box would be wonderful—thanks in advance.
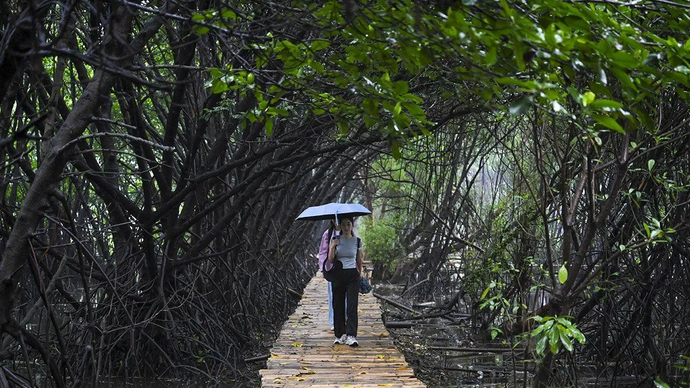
[611,51,640,69]
[592,114,625,133]
[548,327,560,354]
[311,40,331,51]
[265,118,274,136]
[648,159,655,171]
[582,91,595,107]
[481,285,491,300]
[508,95,533,116]
[611,68,637,91]
[571,328,586,344]
[654,379,672,388]
[337,120,349,135]
[221,9,236,19]
[391,139,402,159]
[598,66,608,85]
[403,102,425,120]
[558,264,568,284]
[193,25,210,35]
[559,329,574,352]
[496,77,538,90]
[485,46,497,66]
[210,79,228,94]
[393,81,410,95]
[588,99,622,109]
[536,335,548,356]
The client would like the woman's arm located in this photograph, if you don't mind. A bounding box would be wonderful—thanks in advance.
[356,249,363,274]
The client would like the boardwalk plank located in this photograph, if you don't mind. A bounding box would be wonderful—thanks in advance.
[260,273,426,387]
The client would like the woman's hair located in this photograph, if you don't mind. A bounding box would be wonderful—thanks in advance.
[339,216,354,225]
[327,219,337,241]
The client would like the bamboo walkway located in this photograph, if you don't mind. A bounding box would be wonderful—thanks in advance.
[260,272,426,388]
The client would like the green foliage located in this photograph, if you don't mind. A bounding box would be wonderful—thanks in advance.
[360,216,406,275]
[531,315,586,359]
[193,0,690,154]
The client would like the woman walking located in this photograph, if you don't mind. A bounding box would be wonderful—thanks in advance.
[327,216,363,347]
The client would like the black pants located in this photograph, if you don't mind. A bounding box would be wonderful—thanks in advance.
[332,269,360,338]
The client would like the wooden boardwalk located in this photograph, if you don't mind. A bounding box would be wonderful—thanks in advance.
[260,273,426,387]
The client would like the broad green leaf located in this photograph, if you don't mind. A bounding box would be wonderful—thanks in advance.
[611,68,637,91]
[536,335,548,356]
[559,329,574,352]
[588,99,622,109]
[337,120,349,135]
[648,159,655,171]
[581,91,595,107]
[508,95,533,116]
[311,40,331,51]
[193,26,210,35]
[221,9,236,19]
[403,102,425,119]
[485,46,497,66]
[571,328,586,344]
[549,327,560,354]
[391,139,402,159]
[265,118,274,136]
[210,79,228,94]
[393,81,409,95]
[592,114,625,133]
[611,51,640,69]
[558,264,568,284]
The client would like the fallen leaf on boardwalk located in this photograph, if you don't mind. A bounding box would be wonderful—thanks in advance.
[292,342,302,347]
[376,354,386,359]
[300,361,313,365]
[358,371,367,375]
[396,367,409,371]
[273,378,282,383]
[378,384,394,387]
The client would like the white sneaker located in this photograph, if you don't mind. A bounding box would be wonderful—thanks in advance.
[345,335,359,347]
[333,334,346,345]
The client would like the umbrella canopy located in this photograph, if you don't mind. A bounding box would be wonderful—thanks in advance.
[296,202,371,222]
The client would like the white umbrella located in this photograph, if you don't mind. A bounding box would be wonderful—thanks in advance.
[296,202,371,223]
